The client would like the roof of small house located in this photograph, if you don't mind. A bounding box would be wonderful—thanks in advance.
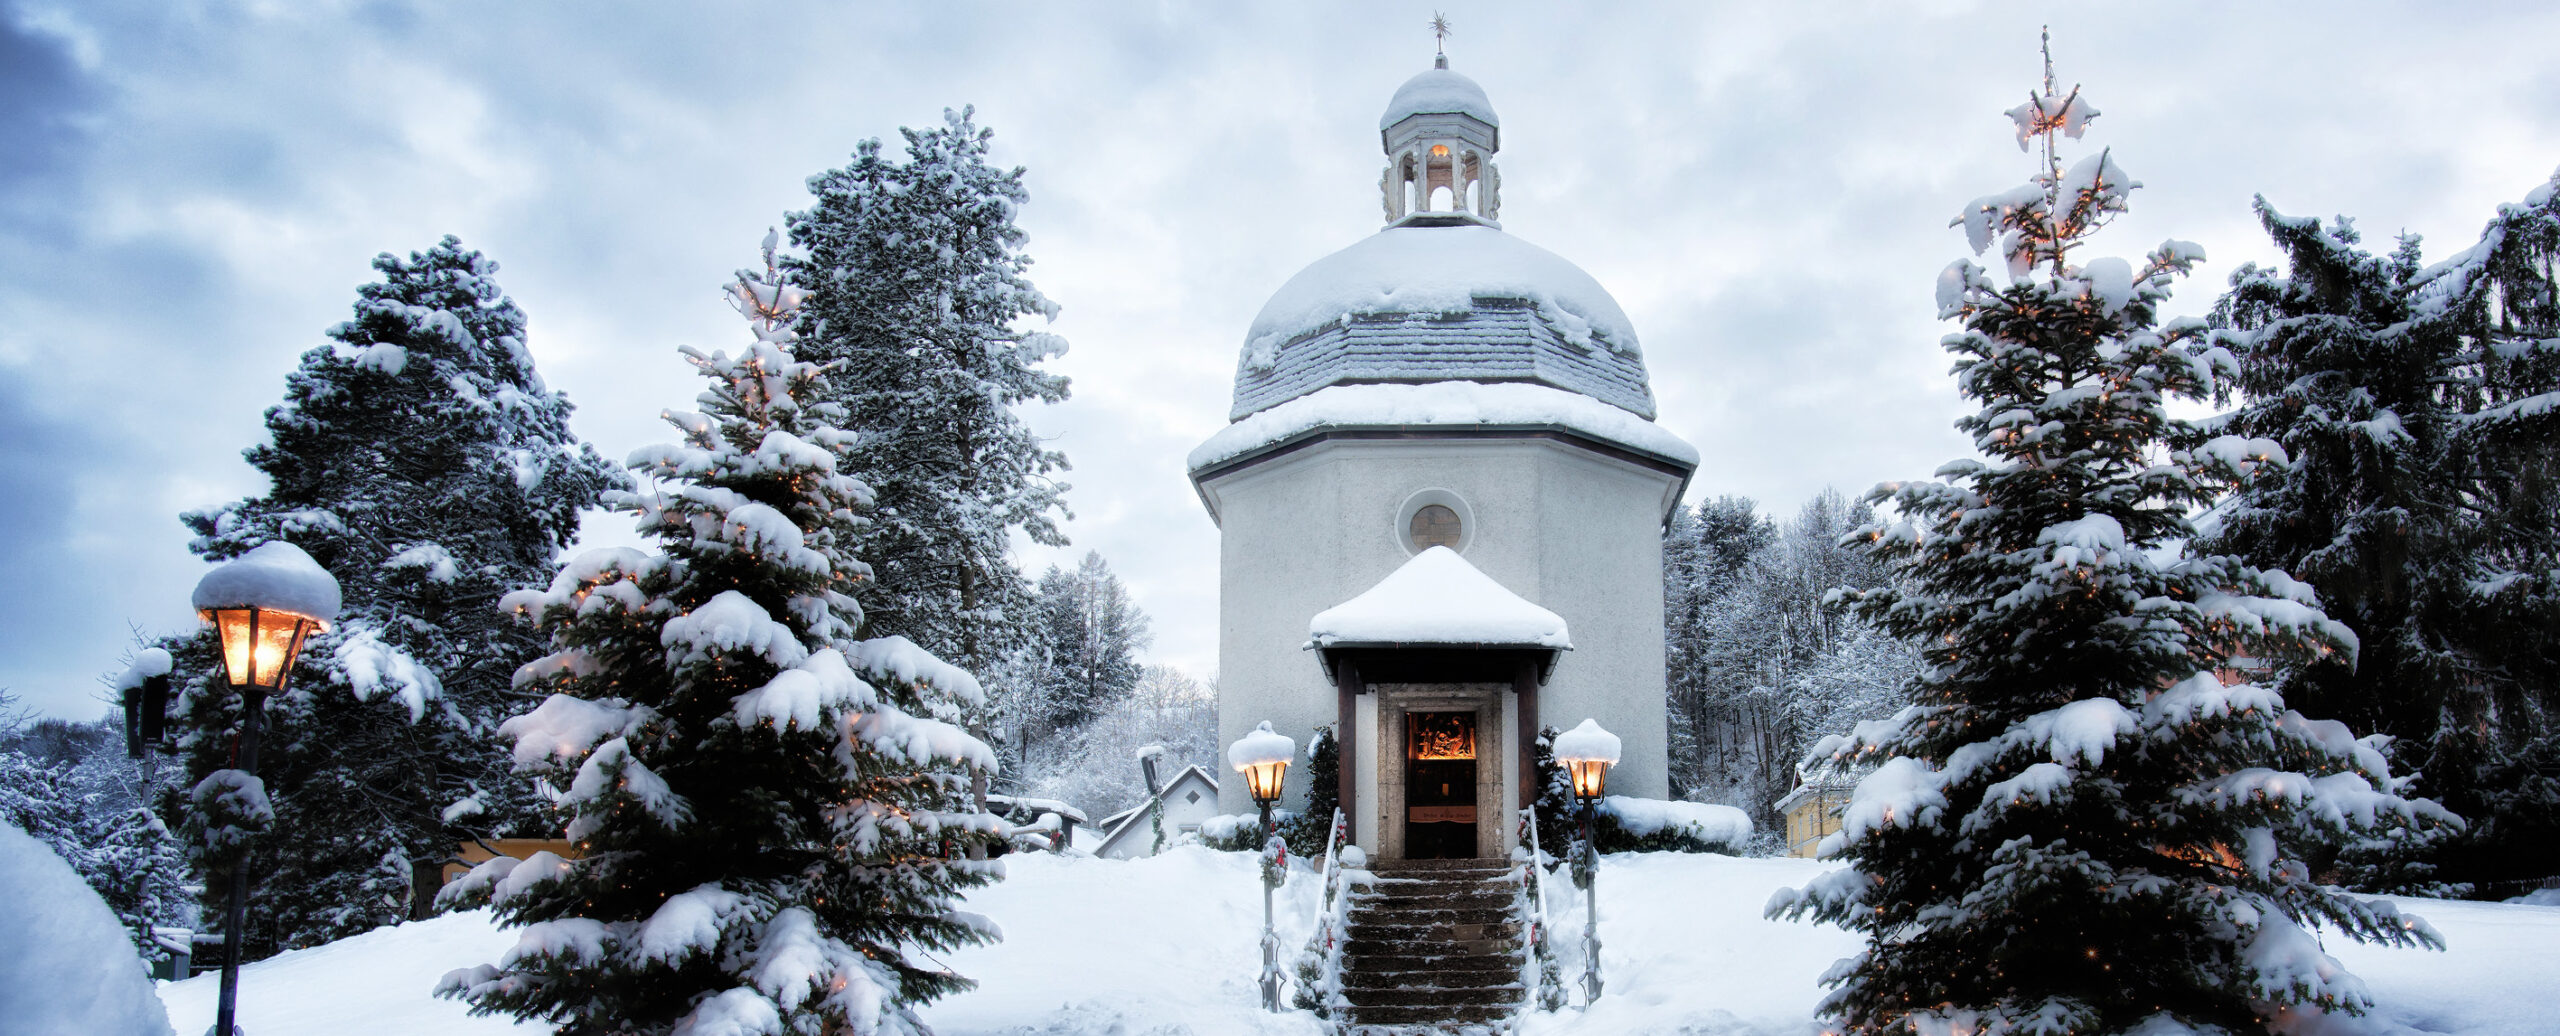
[1091,765,1221,858]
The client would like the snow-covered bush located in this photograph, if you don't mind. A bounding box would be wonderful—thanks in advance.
[1595,796,1752,854]
[1200,809,1297,853]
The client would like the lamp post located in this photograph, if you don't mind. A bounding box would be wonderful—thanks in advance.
[1229,720,1295,1012]
[192,542,340,1036]
[1550,718,1619,1007]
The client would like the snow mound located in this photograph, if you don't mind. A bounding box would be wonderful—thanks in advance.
[1192,381,1697,472]
[1308,545,1570,649]
[1245,225,1638,359]
[1599,796,1750,846]
[1380,66,1499,131]
[191,541,343,621]
[0,822,173,1036]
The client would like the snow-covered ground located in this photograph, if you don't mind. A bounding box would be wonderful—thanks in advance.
[157,849,2560,1036]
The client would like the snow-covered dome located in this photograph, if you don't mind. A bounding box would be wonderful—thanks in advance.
[1231,224,1655,420]
[1380,65,1499,133]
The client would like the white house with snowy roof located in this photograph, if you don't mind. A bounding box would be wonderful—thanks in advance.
[1188,55,1694,862]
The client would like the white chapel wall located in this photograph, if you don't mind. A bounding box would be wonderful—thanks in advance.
[1203,434,1678,823]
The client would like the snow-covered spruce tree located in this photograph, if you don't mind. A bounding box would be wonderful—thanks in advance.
[438,235,1004,1035]
[2415,173,2560,886]
[2201,206,2475,894]
[787,108,1071,679]
[167,237,622,950]
[2205,178,2560,892]
[1767,47,2453,1034]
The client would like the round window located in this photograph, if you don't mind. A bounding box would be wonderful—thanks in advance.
[1408,504,1463,551]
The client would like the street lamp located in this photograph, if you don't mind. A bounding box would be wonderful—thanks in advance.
[1550,718,1619,1007]
[1229,720,1295,1012]
[192,542,340,1036]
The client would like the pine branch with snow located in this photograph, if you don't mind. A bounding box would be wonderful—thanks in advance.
[1767,47,2455,1035]
[437,236,1004,1036]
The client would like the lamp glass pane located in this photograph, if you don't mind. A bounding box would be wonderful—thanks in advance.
[213,609,257,688]
[248,613,304,690]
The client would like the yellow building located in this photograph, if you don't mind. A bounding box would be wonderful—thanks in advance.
[1772,762,1862,858]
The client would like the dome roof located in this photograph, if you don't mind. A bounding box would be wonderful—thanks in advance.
[1380,67,1499,132]
[1231,225,1654,420]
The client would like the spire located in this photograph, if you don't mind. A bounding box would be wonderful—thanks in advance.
[1432,12,1452,68]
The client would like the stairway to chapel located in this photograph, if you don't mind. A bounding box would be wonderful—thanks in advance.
[1336,858,1526,1034]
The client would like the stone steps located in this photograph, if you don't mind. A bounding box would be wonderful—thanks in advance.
[1333,859,1526,1032]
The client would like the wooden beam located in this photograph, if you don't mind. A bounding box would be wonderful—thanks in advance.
[1338,659,1363,845]
[1514,658,1539,810]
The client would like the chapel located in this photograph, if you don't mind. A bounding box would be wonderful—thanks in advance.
[1187,55,1697,860]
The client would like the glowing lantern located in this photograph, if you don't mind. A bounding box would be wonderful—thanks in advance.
[192,542,342,691]
[1229,720,1296,807]
[1551,718,1621,802]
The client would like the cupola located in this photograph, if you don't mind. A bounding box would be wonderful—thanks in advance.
[1379,55,1501,226]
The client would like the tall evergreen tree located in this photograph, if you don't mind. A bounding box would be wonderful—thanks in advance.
[1769,45,2451,1033]
[787,108,1072,678]
[1025,551,1151,732]
[439,235,1004,1035]
[2208,178,2560,890]
[167,237,623,952]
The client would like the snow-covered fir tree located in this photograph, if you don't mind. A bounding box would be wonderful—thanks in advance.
[1663,495,1773,797]
[997,550,1150,764]
[165,237,621,953]
[438,234,1005,1035]
[1768,43,2454,1034]
[787,108,1072,679]
[2208,181,2560,892]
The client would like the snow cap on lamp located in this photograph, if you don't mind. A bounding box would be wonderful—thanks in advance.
[191,541,343,622]
[1229,720,1296,770]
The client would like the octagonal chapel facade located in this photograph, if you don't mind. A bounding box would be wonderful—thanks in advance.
[1187,57,1695,861]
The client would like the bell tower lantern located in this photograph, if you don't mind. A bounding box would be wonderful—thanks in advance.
[1379,55,1502,226]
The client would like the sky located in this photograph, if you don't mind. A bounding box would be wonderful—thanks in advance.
[3,1,2556,721]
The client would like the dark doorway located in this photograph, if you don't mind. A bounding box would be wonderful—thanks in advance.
[1404,711,1479,858]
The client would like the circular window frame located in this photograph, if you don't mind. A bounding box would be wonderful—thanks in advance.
[1394,488,1475,556]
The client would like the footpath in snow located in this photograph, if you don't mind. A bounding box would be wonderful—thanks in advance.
[159,848,2560,1036]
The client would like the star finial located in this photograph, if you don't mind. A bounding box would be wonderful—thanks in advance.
[1431,12,1453,58]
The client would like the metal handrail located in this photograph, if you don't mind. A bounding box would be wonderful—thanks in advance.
[1305,806,1346,935]
[1291,808,1351,1017]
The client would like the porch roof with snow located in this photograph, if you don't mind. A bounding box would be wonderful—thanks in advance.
[1307,546,1571,684]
